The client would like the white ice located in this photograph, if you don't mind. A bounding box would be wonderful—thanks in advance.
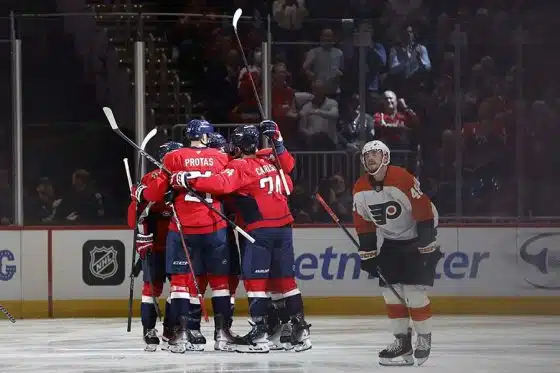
[0,316,558,373]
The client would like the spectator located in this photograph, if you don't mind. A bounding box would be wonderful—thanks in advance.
[272,0,309,41]
[299,80,339,150]
[25,177,62,225]
[230,70,262,123]
[373,90,419,149]
[302,28,344,96]
[58,169,105,224]
[388,24,431,94]
[271,62,299,145]
[238,48,262,94]
[205,47,241,122]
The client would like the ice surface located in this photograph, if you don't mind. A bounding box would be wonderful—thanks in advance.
[0,316,558,373]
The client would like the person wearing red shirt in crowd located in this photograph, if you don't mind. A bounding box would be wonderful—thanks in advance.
[271,62,299,145]
[373,90,419,149]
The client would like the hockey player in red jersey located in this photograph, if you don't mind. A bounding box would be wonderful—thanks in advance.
[128,141,183,351]
[352,140,442,366]
[185,124,311,353]
[138,120,231,353]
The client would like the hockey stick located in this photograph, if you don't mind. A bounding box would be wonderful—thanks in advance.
[0,305,16,323]
[169,204,209,323]
[314,193,407,305]
[104,107,256,244]
[232,8,291,196]
[123,128,160,331]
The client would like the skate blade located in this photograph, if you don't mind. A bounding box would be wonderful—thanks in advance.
[379,355,414,366]
[416,356,429,366]
[168,343,190,354]
[186,343,206,352]
[293,340,312,352]
[144,344,158,352]
[235,344,270,354]
[214,342,237,352]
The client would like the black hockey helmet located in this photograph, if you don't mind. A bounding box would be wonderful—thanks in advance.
[207,132,227,151]
[230,125,260,155]
[157,141,183,161]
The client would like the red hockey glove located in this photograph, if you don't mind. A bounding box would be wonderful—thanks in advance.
[136,232,153,259]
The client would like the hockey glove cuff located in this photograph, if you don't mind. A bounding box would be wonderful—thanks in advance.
[132,184,147,203]
[359,249,379,276]
[136,232,153,259]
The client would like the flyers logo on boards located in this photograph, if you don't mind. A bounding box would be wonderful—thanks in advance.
[519,233,560,290]
[0,249,17,281]
[82,240,125,286]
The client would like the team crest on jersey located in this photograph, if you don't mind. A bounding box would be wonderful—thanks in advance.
[89,246,119,280]
[368,201,402,225]
[151,171,158,178]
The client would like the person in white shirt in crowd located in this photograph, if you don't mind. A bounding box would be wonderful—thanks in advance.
[273,0,308,34]
[299,79,339,150]
[303,28,344,97]
[388,24,431,92]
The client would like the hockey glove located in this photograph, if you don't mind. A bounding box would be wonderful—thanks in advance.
[170,171,192,190]
[260,120,286,154]
[163,188,177,206]
[418,242,444,269]
[132,184,147,203]
[136,232,153,260]
[359,248,379,276]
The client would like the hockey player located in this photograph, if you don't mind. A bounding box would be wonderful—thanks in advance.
[352,140,442,366]
[140,120,231,353]
[183,124,311,353]
[128,141,183,351]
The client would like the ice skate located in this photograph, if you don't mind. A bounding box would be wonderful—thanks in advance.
[379,331,414,366]
[160,325,175,351]
[235,317,270,353]
[214,314,238,352]
[187,330,206,351]
[168,317,192,353]
[288,314,311,352]
[269,322,293,351]
[143,328,159,352]
[414,333,432,365]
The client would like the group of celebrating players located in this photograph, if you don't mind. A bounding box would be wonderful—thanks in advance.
[127,117,443,366]
[128,119,311,354]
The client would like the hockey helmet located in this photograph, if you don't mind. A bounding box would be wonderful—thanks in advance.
[230,125,260,155]
[184,119,214,143]
[157,141,183,161]
[361,140,390,175]
[207,132,227,152]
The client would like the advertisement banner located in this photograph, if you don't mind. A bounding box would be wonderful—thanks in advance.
[0,231,21,300]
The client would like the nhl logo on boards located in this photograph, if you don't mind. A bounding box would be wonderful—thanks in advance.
[90,246,118,280]
[82,240,125,286]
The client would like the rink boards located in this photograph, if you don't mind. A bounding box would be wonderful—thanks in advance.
[1,226,559,318]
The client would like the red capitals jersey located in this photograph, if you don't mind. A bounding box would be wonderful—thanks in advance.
[143,147,229,234]
[256,148,296,174]
[191,156,294,232]
[128,171,172,252]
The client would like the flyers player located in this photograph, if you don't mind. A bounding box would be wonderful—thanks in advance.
[141,120,231,353]
[128,141,182,351]
[352,140,442,366]
[187,125,311,353]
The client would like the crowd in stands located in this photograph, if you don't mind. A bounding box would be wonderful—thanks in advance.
[1,0,560,225]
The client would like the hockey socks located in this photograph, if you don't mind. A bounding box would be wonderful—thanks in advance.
[141,302,158,330]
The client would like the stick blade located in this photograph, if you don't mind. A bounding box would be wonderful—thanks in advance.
[232,8,242,30]
[103,107,118,130]
[141,128,158,150]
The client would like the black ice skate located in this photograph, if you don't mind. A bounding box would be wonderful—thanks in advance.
[214,314,238,352]
[379,330,414,366]
[288,313,312,352]
[268,321,293,351]
[187,330,207,351]
[235,316,269,353]
[414,333,432,365]
[168,317,191,354]
[160,325,176,351]
[143,328,160,352]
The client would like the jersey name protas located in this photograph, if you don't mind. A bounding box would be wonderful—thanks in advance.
[255,164,277,176]
[368,201,402,225]
[184,157,214,167]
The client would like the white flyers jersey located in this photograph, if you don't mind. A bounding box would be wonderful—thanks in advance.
[352,165,436,243]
